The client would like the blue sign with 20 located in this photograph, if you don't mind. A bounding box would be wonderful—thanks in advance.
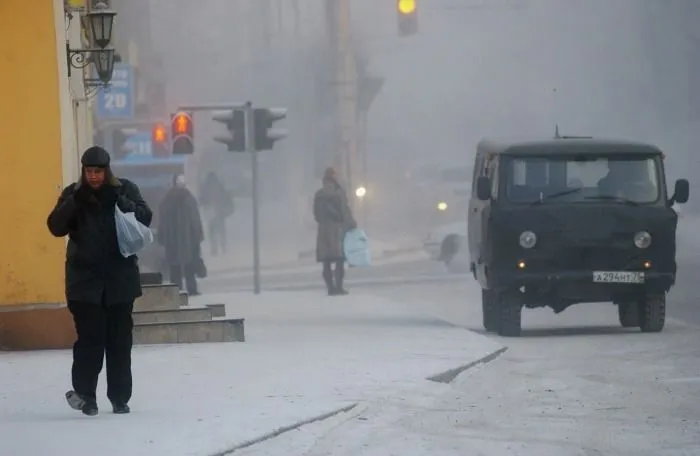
[96,63,134,119]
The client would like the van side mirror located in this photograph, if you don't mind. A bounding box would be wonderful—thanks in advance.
[476,176,491,201]
[671,178,689,205]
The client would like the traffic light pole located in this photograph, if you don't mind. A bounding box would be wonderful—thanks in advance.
[243,101,262,295]
[178,102,263,294]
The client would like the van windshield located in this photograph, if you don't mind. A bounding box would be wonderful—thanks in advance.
[504,155,661,204]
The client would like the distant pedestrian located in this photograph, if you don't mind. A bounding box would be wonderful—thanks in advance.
[313,167,357,295]
[199,172,234,256]
[157,174,204,295]
[47,146,153,416]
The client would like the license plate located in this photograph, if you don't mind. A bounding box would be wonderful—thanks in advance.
[592,271,645,284]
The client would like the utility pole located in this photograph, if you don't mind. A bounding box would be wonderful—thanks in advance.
[334,0,359,207]
[243,102,261,294]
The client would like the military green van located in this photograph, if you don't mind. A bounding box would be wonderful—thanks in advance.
[468,137,690,337]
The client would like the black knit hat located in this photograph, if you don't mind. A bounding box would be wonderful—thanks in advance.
[81,146,111,167]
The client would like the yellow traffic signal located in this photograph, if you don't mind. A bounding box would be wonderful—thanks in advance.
[398,0,416,15]
[397,0,418,36]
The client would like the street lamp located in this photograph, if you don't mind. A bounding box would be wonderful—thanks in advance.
[86,2,116,49]
[65,1,118,83]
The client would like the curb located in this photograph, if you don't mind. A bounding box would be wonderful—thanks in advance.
[427,346,508,384]
[211,403,360,456]
[213,274,468,293]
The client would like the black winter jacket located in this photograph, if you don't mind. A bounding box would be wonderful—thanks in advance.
[47,178,153,305]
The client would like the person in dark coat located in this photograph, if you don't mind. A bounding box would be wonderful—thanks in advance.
[313,167,356,295]
[47,146,152,417]
[199,172,234,256]
[157,174,204,295]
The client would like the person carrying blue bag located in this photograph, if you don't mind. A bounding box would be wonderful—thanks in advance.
[47,146,152,417]
[313,167,357,295]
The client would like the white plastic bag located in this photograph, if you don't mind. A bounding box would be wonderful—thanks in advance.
[343,228,371,267]
[115,205,154,257]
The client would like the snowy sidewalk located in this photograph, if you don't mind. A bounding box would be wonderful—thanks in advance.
[204,235,424,278]
[0,291,502,456]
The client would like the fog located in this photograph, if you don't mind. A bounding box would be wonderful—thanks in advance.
[121,0,699,266]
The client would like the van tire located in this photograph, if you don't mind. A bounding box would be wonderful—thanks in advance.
[639,294,665,333]
[617,302,639,328]
[497,291,522,337]
[481,289,499,332]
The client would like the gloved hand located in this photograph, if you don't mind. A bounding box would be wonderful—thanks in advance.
[73,183,92,205]
[101,185,119,206]
[116,194,136,212]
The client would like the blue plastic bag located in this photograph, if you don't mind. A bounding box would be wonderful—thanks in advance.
[344,228,371,267]
[115,205,154,258]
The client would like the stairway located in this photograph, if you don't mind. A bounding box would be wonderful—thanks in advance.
[133,275,245,345]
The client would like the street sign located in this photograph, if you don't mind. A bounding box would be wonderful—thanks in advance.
[96,63,134,119]
[124,132,152,157]
[113,131,186,166]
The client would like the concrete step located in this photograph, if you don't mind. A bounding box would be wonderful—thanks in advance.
[206,303,226,317]
[140,272,163,285]
[133,306,214,325]
[133,318,245,344]
[135,284,181,311]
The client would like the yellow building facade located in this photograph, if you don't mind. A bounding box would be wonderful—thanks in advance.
[0,0,83,349]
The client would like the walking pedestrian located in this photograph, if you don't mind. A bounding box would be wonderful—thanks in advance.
[157,174,204,295]
[199,172,234,256]
[313,167,357,295]
[47,146,153,416]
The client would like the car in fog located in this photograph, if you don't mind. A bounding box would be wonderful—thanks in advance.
[469,137,690,337]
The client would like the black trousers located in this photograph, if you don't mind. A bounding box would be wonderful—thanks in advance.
[67,300,134,404]
[322,260,345,290]
[170,263,198,294]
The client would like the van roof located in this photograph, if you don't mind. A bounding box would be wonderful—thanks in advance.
[477,138,663,157]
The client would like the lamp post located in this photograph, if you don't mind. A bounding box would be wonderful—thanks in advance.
[65,1,118,84]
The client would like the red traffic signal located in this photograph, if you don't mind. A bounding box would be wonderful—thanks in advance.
[170,111,194,155]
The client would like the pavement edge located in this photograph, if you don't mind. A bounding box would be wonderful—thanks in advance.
[426,346,508,384]
[211,402,361,456]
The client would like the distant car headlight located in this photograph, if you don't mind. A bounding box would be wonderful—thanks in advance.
[633,231,652,249]
[519,230,537,249]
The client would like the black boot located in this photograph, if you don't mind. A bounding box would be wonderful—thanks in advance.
[66,390,98,416]
[334,262,349,295]
[112,402,131,414]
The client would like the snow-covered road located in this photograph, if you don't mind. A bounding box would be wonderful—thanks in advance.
[238,282,700,456]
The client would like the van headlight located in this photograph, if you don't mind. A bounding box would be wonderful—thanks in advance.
[519,231,537,249]
[633,231,652,249]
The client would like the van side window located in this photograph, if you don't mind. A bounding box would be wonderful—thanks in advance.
[472,155,485,193]
[487,156,499,198]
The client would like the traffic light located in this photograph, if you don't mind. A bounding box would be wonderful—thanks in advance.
[170,111,194,155]
[253,107,288,151]
[151,123,170,157]
[212,109,246,152]
[397,0,418,36]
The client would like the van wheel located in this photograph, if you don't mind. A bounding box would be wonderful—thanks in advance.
[639,294,666,333]
[481,289,499,332]
[497,291,522,337]
[617,302,639,328]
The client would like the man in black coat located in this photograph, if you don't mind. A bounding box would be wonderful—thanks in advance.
[47,146,153,416]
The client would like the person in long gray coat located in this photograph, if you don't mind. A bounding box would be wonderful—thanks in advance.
[313,167,357,295]
[157,174,204,295]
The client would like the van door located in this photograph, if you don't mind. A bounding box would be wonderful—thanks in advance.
[468,153,487,268]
